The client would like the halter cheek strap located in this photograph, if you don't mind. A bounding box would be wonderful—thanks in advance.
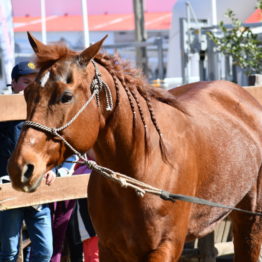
[91,60,113,111]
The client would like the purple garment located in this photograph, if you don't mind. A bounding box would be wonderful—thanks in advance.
[50,160,92,262]
[50,200,76,262]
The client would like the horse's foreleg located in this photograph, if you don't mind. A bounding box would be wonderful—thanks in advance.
[147,239,184,262]
[231,212,262,262]
[230,176,262,262]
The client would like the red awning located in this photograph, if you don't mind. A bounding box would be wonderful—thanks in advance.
[245,9,262,23]
[13,12,172,32]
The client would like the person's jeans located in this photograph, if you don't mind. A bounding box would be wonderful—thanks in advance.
[0,205,53,262]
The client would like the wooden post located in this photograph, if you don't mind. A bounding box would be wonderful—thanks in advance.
[198,233,216,262]
[133,0,148,76]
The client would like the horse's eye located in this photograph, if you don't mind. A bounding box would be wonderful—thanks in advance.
[61,91,73,104]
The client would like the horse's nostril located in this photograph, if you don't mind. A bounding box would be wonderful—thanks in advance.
[23,164,34,180]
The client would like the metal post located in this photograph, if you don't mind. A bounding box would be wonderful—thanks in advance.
[40,0,47,44]
[207,38,219,80]
[81,0,90,47]
[199,50,206,81]
[198,232,216,262]
[186,2,191,81]
[180,18,188,84]
[211,0,217,26]
[156,37,164,79]
[225,55,232,81]
[133,0,148,76]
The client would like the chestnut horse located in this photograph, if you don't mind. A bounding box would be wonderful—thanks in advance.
[8,33,262,262]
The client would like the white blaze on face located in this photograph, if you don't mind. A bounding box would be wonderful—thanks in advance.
[40,71,50,87]
[29,137,36,145]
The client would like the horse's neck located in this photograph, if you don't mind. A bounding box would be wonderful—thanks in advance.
[94,83,157,177]
[93,64,186,179]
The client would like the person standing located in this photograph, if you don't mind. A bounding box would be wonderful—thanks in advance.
[49,155,78,262]
[67,151,99,262]
[0,61,55,262]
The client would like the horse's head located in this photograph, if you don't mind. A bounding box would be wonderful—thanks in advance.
[8,32,110,192]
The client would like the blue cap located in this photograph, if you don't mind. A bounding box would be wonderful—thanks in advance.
[11,61,37,80]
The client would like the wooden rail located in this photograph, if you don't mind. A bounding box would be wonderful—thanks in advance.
[245,85,262,104]
[0,94,26,121]
[0,175,89,211]
[0,93,89,210]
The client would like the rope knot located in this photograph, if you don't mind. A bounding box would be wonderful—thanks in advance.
[86,160,97,170]
[50,128,57,136]
[119,177,128,188]
[136,190,145,198]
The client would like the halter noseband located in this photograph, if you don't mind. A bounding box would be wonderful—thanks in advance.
[24,60,113,159]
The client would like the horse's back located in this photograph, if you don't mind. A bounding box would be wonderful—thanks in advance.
[169,80,262,238]
[170,80,261,111]
[170,80,262,141]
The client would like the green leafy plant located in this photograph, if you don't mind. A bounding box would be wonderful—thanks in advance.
[257,0,262,9]
[207,9,262,75]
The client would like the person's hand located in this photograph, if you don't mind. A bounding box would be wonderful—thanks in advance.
[43,170,56,185]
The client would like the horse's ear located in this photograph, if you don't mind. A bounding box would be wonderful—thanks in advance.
[78,35,108,65]
[27,32,46,54]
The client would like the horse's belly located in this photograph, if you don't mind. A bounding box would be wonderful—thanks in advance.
[186,155,260,240]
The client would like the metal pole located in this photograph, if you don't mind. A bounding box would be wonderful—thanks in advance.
[156,37,164,79]
[40,0,47,44]
[133,0,148,76]
[207,38,219,80]
[183,1,191,83]
[211,0,217,26]
[81,0,90,47]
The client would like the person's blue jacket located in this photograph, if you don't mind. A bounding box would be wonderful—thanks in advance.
[0,120,24,178]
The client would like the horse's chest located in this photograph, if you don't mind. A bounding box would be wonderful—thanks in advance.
[88,178,170,254]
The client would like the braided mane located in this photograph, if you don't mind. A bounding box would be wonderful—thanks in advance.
[94,53,183,111]
[34,44,184,164]
[94,53,184,165]
[34,44,183,111]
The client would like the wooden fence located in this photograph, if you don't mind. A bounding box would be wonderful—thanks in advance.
[0,94,89,210]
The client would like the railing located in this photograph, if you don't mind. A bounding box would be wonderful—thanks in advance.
[0,94,88,211]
